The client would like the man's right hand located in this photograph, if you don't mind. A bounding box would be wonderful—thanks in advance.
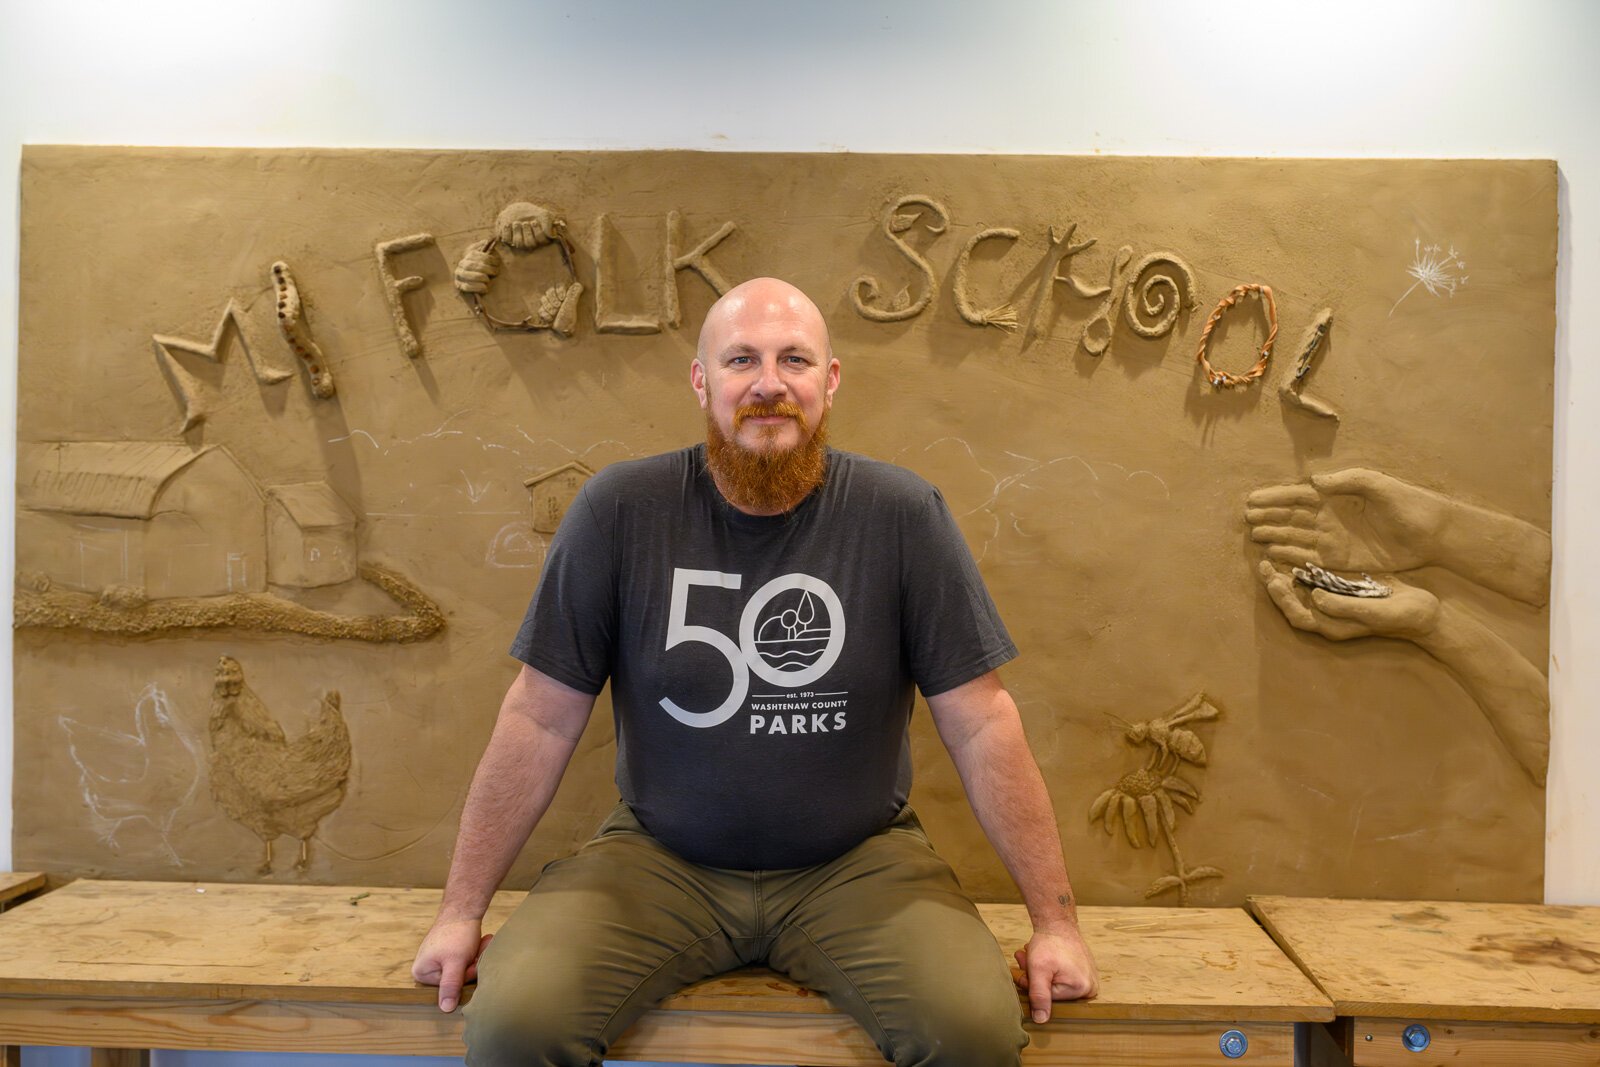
[412,917,492,1013]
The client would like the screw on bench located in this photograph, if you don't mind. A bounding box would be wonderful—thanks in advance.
[1219,1028,1248,1058]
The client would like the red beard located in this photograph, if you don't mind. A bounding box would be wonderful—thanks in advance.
[705,402,829,514]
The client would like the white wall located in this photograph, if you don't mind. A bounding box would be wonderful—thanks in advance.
[3,1,1597,1064]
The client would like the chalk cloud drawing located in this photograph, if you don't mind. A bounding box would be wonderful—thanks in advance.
[1089,693,1224,904]
[59,683,202,865]
[488,521,544,569]
[1390,237,1468,316]
[208,655,351,875]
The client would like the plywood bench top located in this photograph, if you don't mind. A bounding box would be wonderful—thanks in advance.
[0,873,45,906]
[1250,895,1600,1023]
[0,880,1330,1023]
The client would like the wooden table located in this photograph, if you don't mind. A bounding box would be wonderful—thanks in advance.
[0,880,1330,1065]
[1251,895,1600,1066]
[0,874,44,910]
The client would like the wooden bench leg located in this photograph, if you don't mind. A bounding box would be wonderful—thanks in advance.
[3,1044,21,1067]
[89,1050,151,1067]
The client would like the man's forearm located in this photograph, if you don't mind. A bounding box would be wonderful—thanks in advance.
[946,700,1080,931]
[436,675,591,923]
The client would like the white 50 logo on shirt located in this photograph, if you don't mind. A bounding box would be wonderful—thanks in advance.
[660,568,845,728]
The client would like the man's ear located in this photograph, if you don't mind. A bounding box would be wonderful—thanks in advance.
[690,358,709,408]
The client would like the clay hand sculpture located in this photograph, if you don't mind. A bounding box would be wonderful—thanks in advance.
[1246,468,1448,574]
[1246,467,1549,606]
[1256,561,1439,643]
[453,240,502,295]
[495,202,557,251]
[1253,562,1548,785]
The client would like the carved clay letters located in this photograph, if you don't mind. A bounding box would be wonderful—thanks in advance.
[153,300,291,431]
[1280,307,1338,419]
[1123,251,1197,340]
[851,194,948,322]
[272,262,337,399]
[454,202,583,337]
[953,227,1021,331]
[374,233,436,359]
[1022,222,1099,341]
[1079,245,1135,356]
[593,213,662,335]
[663,210,737,328]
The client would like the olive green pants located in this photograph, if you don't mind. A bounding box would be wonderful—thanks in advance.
[463,802,1028,1067]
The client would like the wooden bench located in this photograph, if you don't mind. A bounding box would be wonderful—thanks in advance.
[1251,895,1600,1066]
[0,873,45,912]
[0,879,1331,1065]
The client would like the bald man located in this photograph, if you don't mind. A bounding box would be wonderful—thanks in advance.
[413,279,1098,1067]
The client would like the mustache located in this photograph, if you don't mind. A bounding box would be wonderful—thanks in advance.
[734,401,807,431]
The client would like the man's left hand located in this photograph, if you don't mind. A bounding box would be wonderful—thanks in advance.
[1011,927,1100,1023]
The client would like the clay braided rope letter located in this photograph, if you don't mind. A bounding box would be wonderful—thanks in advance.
[1195,283,1278,390]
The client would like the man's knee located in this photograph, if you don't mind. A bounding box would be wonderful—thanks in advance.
[882,980,1026,1067]
[461,986,603,1067]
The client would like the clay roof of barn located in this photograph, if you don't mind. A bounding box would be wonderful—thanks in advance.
[267,482,357,529]
[17,441,249,519]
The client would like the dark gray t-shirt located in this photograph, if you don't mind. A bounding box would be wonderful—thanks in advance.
[509,444,1016,869]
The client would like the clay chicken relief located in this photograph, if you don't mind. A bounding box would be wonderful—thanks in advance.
[12,149,1554,904]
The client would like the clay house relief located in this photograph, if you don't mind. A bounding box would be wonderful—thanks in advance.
[266,482,358,588]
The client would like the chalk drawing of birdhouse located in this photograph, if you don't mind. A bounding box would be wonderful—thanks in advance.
[523,461,595,534]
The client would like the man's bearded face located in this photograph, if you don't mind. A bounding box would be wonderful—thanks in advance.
[705,400,828,514]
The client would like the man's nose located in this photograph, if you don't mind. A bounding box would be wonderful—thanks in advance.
[751,358,786,399]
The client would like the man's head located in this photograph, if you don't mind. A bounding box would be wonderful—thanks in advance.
[692,278,841,513]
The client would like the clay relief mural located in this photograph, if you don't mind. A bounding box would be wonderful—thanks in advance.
[12,150,1554,903]
[209,655,351,874]
[14,442,443,642]
[1089,693,1224,904]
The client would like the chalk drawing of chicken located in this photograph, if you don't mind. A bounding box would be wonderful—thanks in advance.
[58,683,203,865]
[208,655,352,875]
